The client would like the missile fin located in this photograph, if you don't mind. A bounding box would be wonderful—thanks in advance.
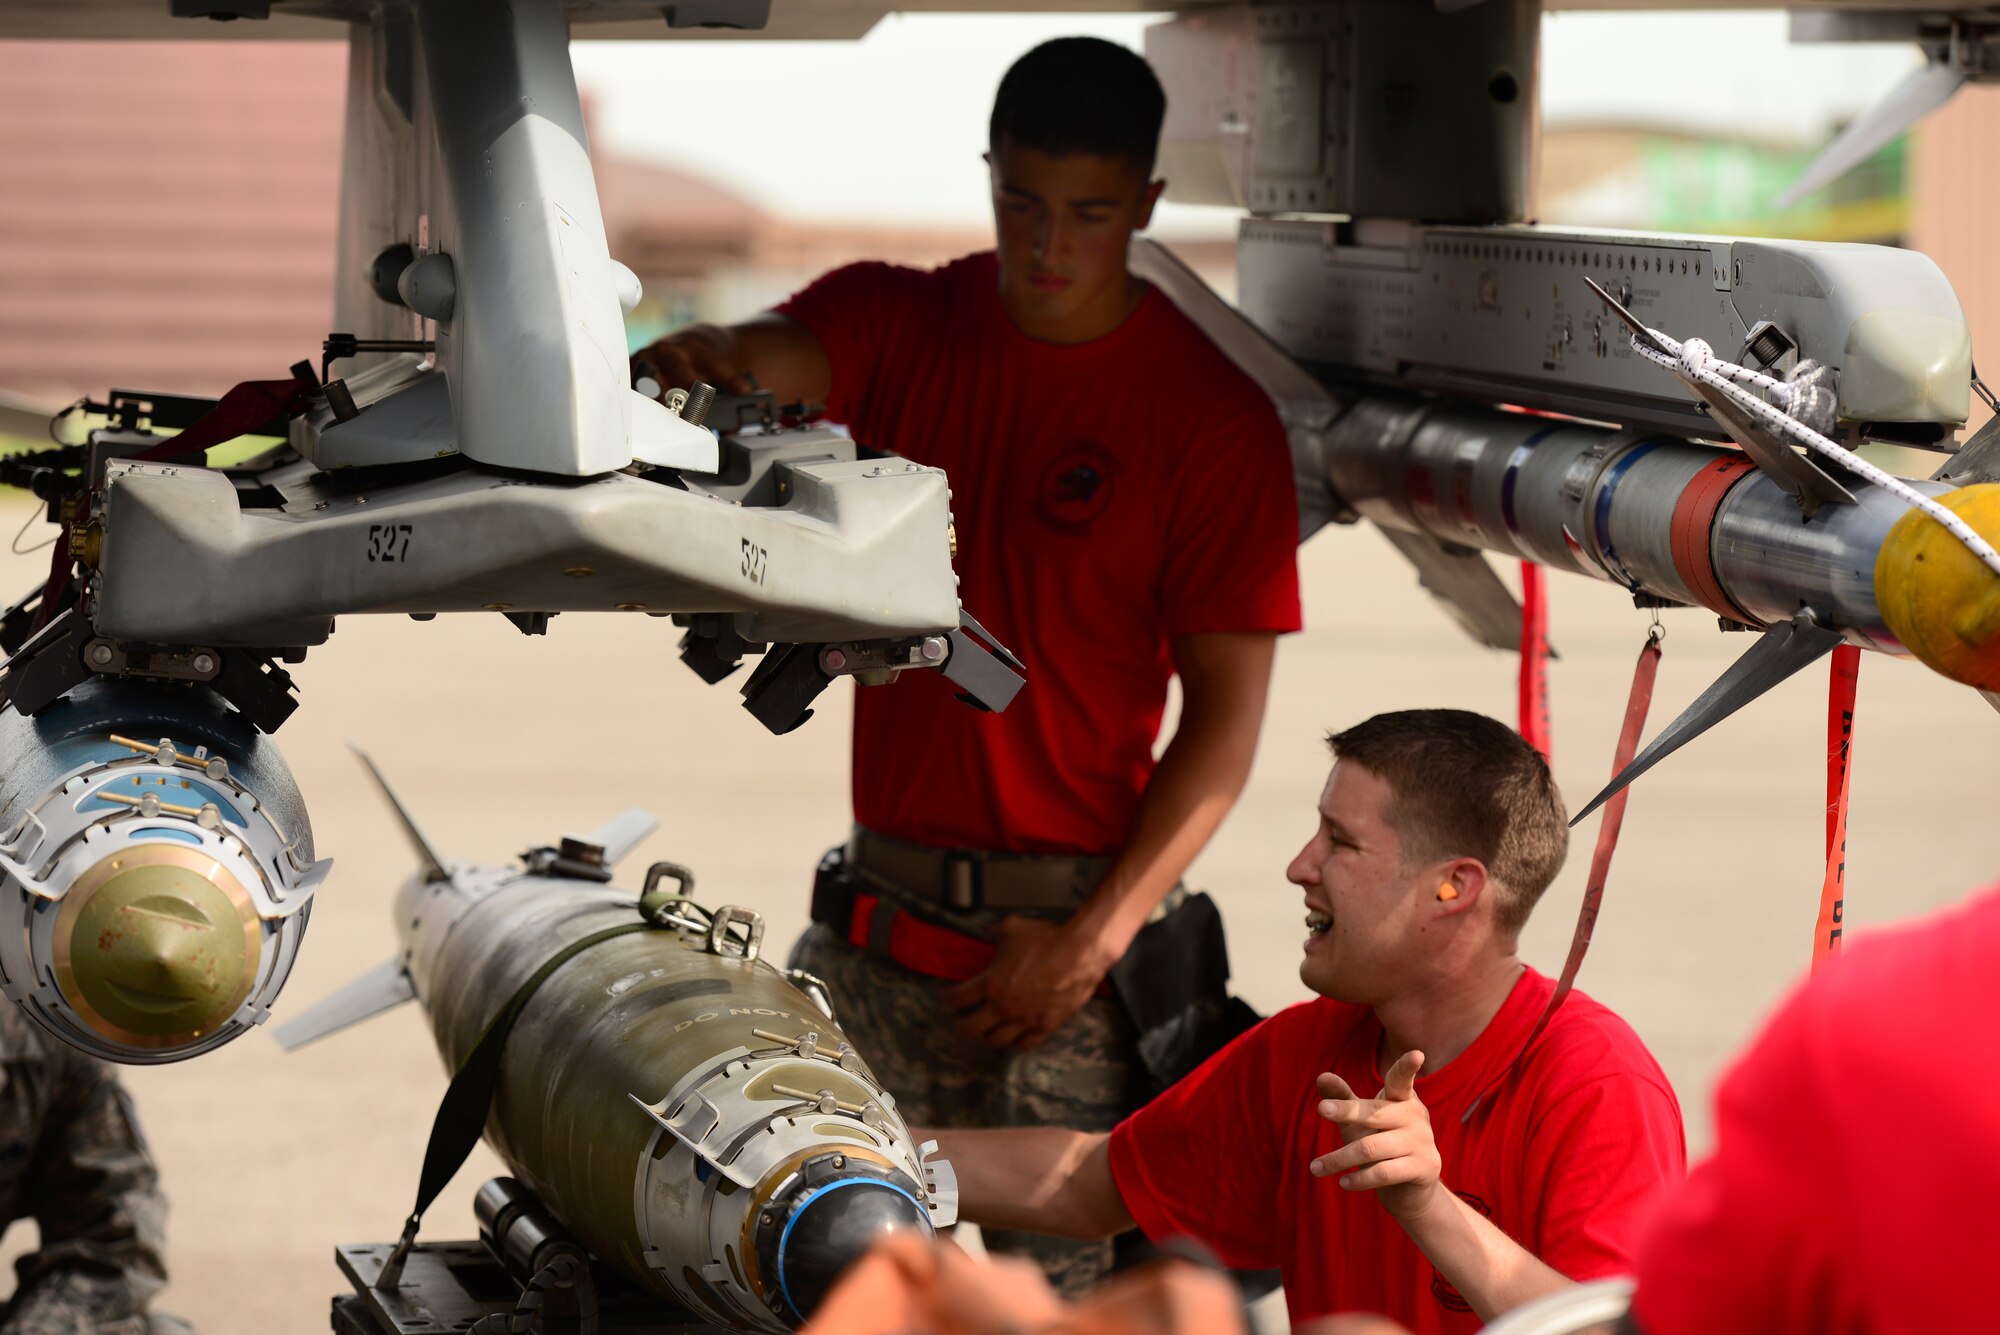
[1583,274,1855,514]
[1571,611,1843,827]
[1128,237,1340,432]
[270,957,415,1051]
[1933,411,2000,486]
[920,1140,960,1228]
[630,1091,759,1187]
[1773,57,1967,212]
[348,744,450,881]
[579,808,658,867]
[1380,529,1530,654]
[1684,380,1855,516]
[1128,236,1353,540]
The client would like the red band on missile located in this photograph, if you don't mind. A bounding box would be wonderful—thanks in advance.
[1669,456,1758,622]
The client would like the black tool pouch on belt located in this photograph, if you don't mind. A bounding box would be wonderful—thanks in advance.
[808,845,858,929]
[1107,892,1261,1098]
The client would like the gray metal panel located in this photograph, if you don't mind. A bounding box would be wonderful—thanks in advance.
[1239,220,1972,435]
[90,454,960,645]
[1147,0,1538,223]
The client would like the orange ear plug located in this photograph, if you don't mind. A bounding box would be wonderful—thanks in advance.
[1437,884,1459,902]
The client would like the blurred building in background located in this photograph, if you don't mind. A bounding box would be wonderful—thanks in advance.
[0,42,343,406]
[1541,123,1905,242]
[0,40,1228,410]
[1910,84,2000,429]
[0,34,1985,425]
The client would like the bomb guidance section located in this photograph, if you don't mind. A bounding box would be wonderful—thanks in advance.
[0,680,329,1062]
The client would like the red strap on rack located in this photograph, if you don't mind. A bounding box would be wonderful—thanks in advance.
[1814,645,1860,971]
[1467,628,1660,1121]
[29,367,320,634]
[1519,561,1552,761]
[137,367,319,463]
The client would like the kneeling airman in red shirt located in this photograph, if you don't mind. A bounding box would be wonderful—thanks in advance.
[928,709,1686,1333]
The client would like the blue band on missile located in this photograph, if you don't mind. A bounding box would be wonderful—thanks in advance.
[1500,427,1559,538]
[776,1176,928,1317]
[1592,440,1660,588]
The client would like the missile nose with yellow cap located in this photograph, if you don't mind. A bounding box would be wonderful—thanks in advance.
[0,679,328,1063]
[1875,482,2000,691]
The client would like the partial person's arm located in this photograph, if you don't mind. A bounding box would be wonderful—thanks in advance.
[922,1126,1134,1240]
[633,312,831,406]
[6,1056,170,1335]
[1314,1054,1572,1323]
[945,630,1277,1048]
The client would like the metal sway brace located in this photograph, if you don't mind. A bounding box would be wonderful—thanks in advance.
[375,1213,422,1289]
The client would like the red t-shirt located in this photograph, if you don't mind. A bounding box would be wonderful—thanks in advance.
[1631,885,2000,1335]
[777,253,1302,854]
[1108,969,1685,1332]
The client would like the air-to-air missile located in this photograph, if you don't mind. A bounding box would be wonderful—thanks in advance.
[0,679,328,1062]
[275,756,954,1334]
[1133,222,2000,810]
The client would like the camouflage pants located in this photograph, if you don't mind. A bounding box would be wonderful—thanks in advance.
[789,921,1146,1297]
[0,1006,183,1335]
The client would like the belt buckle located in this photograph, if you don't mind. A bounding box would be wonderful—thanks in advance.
[942,851,980,911]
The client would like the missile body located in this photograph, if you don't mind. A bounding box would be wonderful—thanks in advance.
[285,837,950,1334]
[0,680,326,1062]
[1129,235,2000,692]
[1322,394,2000,685]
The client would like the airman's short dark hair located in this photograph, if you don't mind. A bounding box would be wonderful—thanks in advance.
[1327,710,1568,936]
[989,37,1165,171]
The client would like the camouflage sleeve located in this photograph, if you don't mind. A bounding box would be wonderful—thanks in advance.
[2,1051,169,1335]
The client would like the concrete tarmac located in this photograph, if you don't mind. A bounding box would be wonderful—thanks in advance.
[0,507,1992,1332]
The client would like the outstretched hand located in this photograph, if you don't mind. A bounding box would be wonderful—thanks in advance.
[942,917,1114,1051]
[1310,1050,1444,1222]
[632,325,756,398]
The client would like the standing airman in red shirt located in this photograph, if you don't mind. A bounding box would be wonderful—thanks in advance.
[634,38,1302,1294]
[926,711,1686,1332]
